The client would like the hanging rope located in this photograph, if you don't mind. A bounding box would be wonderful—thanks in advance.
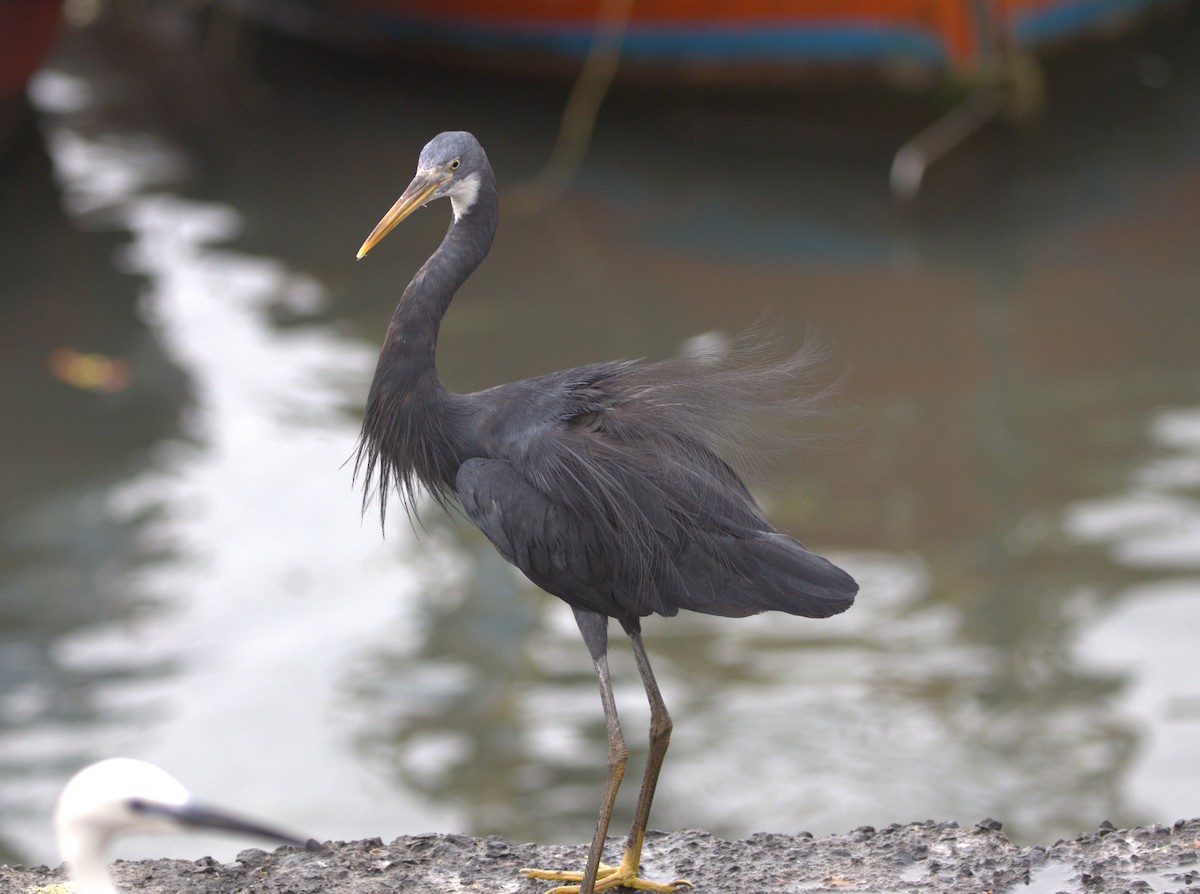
[507,0,633,214]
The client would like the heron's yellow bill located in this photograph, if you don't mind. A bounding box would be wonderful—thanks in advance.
[357,171,449,259]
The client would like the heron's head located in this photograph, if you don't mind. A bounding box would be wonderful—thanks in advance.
[357,131,491,259]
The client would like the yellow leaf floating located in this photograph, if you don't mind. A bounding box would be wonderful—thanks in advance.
[47,347,131,393]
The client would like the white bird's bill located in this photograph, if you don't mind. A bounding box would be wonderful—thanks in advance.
[55,758,312,894]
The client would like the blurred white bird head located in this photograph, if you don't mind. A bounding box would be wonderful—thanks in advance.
[54,758,311,894]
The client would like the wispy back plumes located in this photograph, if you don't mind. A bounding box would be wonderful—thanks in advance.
[613,326,847,484]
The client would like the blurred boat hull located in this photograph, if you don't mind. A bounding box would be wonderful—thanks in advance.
[228,0,1187,82]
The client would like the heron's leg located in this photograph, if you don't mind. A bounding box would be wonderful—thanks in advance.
[521,609,626,894]
[520,612,690,894]
[606,617,691,891]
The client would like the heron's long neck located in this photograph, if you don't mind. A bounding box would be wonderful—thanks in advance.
[357,175,498,520]
[386,179,497,389]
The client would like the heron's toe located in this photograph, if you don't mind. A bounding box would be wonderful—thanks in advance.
[519,863,691,894]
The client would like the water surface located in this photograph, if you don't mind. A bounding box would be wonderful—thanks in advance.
[1,11,1198,868]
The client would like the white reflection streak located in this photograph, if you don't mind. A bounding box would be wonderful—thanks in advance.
[1069,406,1200,828]
[1066,406,1200,569]
[46,128,186,218]
[32,114,464,862]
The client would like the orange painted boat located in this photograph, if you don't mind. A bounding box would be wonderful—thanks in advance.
[234,0,1187,79]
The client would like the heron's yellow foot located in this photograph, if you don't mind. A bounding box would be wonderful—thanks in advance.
[520,858,693,894]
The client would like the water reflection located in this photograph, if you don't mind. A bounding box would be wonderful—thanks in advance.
[2,51,440,864]
[346,520,548,836]
[1071,403,1200,826]
[0,97,189,865]
[1,6,1199,870]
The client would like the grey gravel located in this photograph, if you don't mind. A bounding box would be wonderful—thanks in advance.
[5,818,1200,894]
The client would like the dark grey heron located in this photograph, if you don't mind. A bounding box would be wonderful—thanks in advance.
[354,131,858,894]
[55,758,312,894]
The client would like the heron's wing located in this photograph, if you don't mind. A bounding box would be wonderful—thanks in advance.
[459,455,676,618]
[458,456,618,617]
[457,356,856,620]
[541,425,855,619]
[457,443,855,622]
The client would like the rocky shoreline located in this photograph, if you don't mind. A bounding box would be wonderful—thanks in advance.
[5,818,1199,894]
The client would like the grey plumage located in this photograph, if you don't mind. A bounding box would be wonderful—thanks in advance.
[353,130,856,894]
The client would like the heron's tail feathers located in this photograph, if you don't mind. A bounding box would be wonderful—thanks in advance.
[739,532,857,618]
[653,530,856,620]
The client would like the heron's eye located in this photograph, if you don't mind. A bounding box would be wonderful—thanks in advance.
[449,158,461,170]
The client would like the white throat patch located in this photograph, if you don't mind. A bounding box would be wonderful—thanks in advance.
[450,172,482,221]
